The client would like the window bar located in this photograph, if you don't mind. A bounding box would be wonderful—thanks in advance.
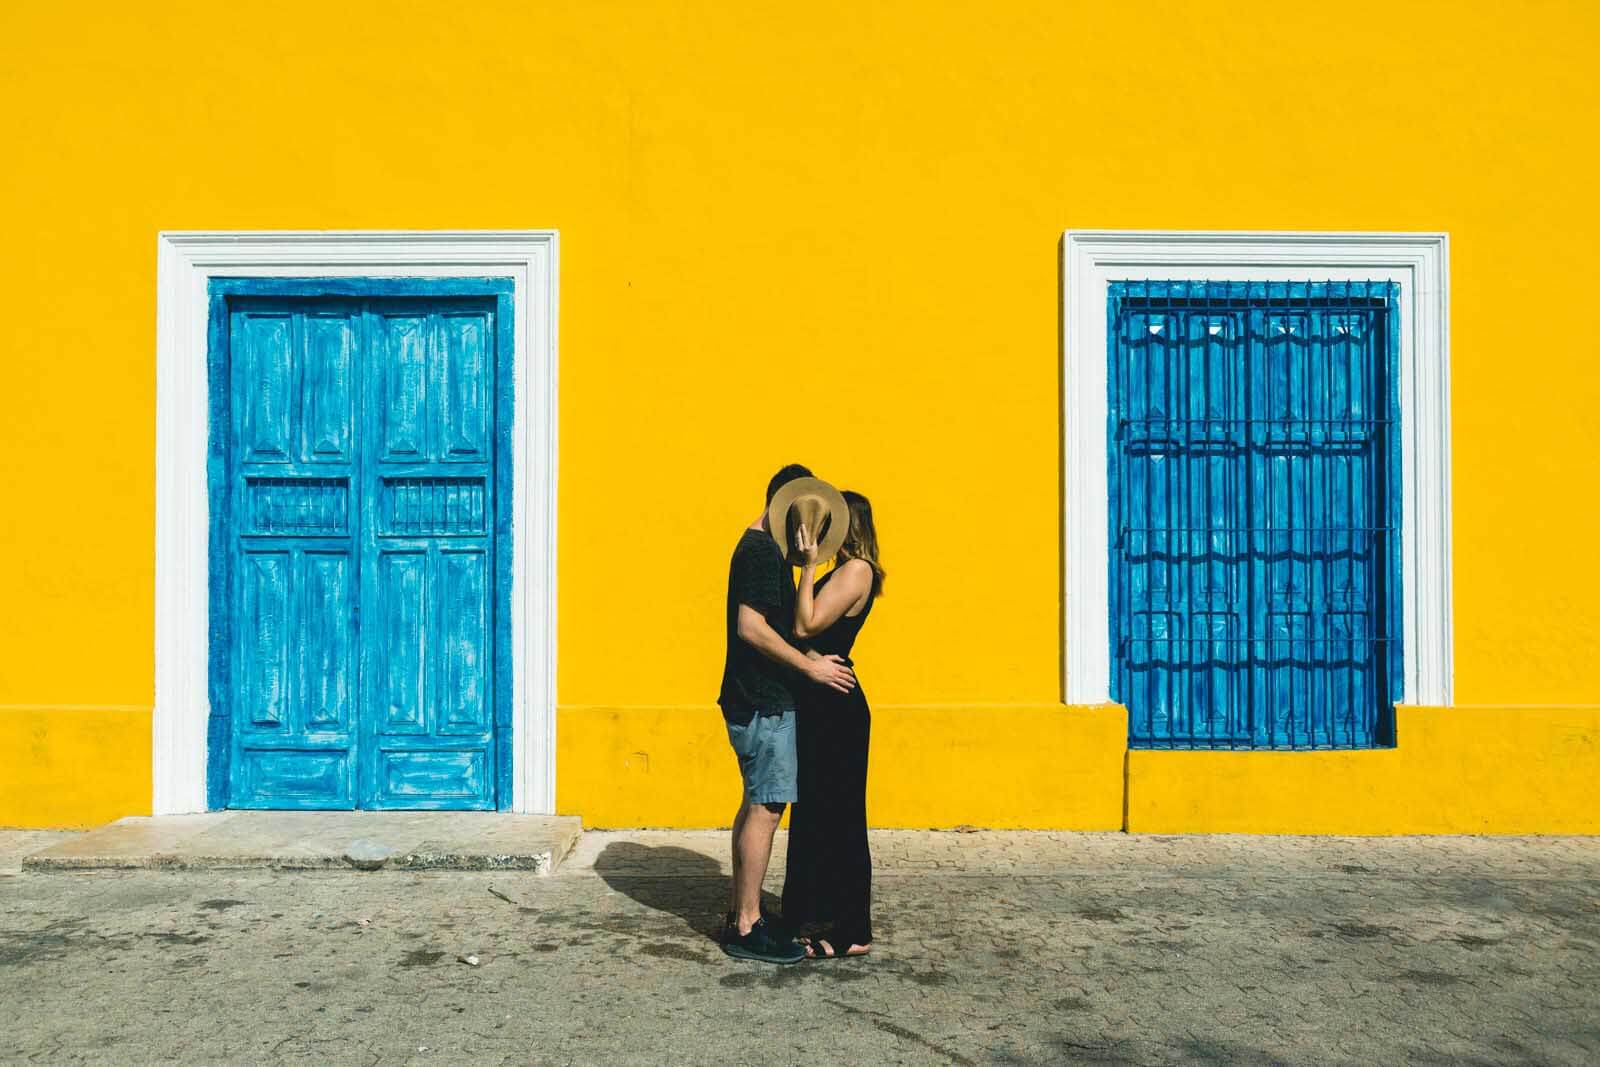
[1184,290,1193,744]
[1256,279,1268,750]
[1356,281,1369,745]
[1126,287,1139,739]
[1322,299,1335,746]
[1299,280,1312,746]
[1372,280,1384,741]
[1350,308,1363,748]
[1278,279,1294,748]
[1113,288,1121,722]
[1352,284,1364,744]
[1350,283,1363,748]
[1199,290,1211,745]
[1378,281,1390,739]
[1202,288,1213,745]
[1152,292,1163,739]
[1262,281,1273,747]
[1173,294,1184,742]
[1355,286,1370,743]
[1299,281,1311,745]
[1114,289,1127,731]
[1210,285,1225,746]
[1321,285,1333,741]
[1307,298,1320,745]
[1354,294,1365,745]
[1126,292,1139,739]
[1145,283,1158,742]
[1225,293,1239,746]
[1240,289,1253,746]
[1282,283,1294,747]
[1177,297,1190,743]
[1133,286,1147,734]
[1350,286,1363,742]
[1133,285,1145,742]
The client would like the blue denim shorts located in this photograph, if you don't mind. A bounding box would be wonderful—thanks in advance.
[725,709,798,805]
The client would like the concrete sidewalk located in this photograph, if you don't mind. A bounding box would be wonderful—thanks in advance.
[2,828,1597,1064]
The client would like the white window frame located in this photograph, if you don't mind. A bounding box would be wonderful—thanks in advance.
[154,231,559,814]
[1062,230,1451,709]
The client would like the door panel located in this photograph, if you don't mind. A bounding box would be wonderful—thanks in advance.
[239,312,294,462]
[235,748,351,807]
[239,551,290,729]
[375,748,487,804]
[440,311,491,460]
[375,549,428,733]
[440,548,489,733]
[226,295,501,809]
[375,310,430,462]
[301,312,356,462]
[359,304,496,809]
[301,551,354,731]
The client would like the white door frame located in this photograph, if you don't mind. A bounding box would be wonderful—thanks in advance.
[1061,230,1452,709]
[154,231,559,814]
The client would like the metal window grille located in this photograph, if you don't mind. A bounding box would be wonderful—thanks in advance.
[1108,281,1403,750]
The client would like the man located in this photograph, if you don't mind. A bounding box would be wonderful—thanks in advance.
[718,463,857,963]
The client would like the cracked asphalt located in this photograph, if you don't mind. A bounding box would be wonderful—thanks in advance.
[2,830,1598,1064]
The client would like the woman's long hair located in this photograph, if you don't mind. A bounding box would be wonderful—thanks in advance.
[838,490,885,598]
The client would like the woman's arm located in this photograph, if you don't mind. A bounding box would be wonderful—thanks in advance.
[736,604,856,692]
[792,523,873,639]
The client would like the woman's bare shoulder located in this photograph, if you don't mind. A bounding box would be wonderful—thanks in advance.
[836,557,875,588]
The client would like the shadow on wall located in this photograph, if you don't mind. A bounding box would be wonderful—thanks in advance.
[592,841,781,943]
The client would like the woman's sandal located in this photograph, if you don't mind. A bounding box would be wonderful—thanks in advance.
[804,936,872,961]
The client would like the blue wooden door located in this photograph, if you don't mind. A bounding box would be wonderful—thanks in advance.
[1108,281,1403,749]
[220,290,507,808]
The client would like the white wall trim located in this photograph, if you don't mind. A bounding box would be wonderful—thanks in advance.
[1061,230,1452,708]
[154,231,559,814]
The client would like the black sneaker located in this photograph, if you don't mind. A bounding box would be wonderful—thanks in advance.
[721,915,805,964]
[722,907,785,936]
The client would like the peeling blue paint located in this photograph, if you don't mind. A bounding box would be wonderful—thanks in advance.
[1107,280,1402,750]
[207,278,515,809]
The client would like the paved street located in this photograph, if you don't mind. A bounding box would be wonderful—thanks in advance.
[2,829,1597,1064]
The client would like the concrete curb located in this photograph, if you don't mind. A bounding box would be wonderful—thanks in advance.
[19,813,584,875]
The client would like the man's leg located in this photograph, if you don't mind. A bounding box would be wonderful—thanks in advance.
[728,799,748,918]
[732,801,785,935]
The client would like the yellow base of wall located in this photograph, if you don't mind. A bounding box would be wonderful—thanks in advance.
[1127,705,1600,834]
[3,704,1596,833]
[556,704,1127,829]
[0,707,152,829]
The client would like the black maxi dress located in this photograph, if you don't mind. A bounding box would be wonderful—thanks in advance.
[782,567,874,950]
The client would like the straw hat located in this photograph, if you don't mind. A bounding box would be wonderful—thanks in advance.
[767,476,849,564]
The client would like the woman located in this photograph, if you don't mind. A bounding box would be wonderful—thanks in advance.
[782,490,885,960]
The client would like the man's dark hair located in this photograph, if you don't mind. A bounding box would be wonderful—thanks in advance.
[766,463,813,504]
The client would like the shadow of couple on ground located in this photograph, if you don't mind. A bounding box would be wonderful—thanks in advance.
[592,841,781,942]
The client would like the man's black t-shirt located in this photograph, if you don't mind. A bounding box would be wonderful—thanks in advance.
[718,528,798,724]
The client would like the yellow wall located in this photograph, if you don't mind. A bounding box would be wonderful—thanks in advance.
[558,704,1125,829]
[0,709,151,828]
[1,3,1597,830]
[1129,706,1600,834]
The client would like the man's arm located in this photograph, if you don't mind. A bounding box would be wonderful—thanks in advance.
[736,604,855,693]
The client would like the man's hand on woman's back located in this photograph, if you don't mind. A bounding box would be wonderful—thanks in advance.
[805,654,856,693]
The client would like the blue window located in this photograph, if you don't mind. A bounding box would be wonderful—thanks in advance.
[1107,281,1402,749]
